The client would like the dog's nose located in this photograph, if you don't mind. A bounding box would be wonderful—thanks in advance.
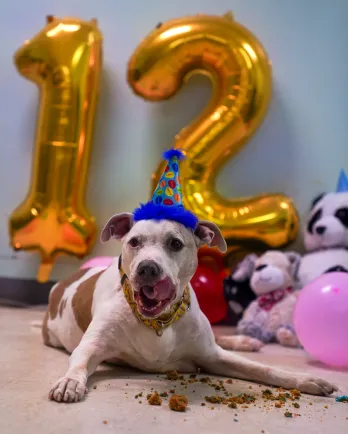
[137,260,161,281]
[316,225,326,235]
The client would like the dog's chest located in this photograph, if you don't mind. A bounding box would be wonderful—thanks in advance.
[120,325,195,372]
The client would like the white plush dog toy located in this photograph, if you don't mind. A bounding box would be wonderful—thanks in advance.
[298,170,348,287]
[238,251,300,347]
[43,150,337,403]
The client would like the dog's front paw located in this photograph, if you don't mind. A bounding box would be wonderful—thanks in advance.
[297,375,338,396]
[49,377,88,403]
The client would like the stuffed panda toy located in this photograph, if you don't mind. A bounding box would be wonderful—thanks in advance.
[297,169,348,287]
[223,254,257,325]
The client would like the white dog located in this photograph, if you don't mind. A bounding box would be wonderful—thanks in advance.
[43,214,338,403]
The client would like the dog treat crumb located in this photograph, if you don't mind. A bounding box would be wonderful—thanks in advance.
[166,370,180,381]
[205,395,223,404]
[135,392,143,399]
[309,402,313,406]
[262,389,274,398]
[284,411,293,418]
[169,389,175,393]
[226,379,233,384]
[160,392,168,397]
[201,402,206,406]
[324,405,328,409]
[93,385,97,389]
[228,402,237,409]
[190,374,197,379]
[139,400,142,404]
[200,377,211,383]
[290,389,301,398]
[148,392,162,406]
[103,420,108,424]
[169,394,188,412]
[215,385,221,391]
[293,402,300,408]
[275,402,282,408]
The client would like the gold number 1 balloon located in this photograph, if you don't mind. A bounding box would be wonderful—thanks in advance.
[9,16,102,282]
[128,12,299,251]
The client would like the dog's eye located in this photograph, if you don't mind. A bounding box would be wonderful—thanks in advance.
[169,238,184,252]
[128,237,140,248]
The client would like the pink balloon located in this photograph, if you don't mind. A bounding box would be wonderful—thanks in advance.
[80,256,114,269]
[294,272,348,368]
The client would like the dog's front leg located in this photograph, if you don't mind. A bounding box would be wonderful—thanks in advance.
[200,345,338,396]
[49,326,108,403]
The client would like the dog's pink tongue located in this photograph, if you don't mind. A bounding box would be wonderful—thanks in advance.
[153,278,173,301]
[142,286,157,299]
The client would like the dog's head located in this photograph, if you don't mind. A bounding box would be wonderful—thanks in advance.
[240,251,301,296]
[101,213,227,318]
[304,192,348,251]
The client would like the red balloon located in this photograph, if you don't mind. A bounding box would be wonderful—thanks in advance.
[191,253,227,324]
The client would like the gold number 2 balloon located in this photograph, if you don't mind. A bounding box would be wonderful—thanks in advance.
[9,16,102,282]
[128,12,299,251]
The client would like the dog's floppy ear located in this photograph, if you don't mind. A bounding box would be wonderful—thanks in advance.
[285,251,301,279]
[194,220,227,253]
[100,213,133,243]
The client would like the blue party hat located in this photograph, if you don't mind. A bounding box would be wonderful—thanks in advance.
[133,149,198,230]
[336,169,348,193]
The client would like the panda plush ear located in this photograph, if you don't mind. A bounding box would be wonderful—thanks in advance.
[310,193,325,210]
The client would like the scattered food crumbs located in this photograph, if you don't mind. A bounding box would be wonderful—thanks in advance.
[201,403,206,406]
[147,392,162,406]
[205,395,223,404]
[166,371,181,380]
[293,402,300,408]
[169,395,188,412]
[169,389,175,393]
[139,401,142,404]
[228,402,237,409]
[336,395,348,403]
[226,379,233,384]
[126,383,128,386]
[190,374,197,379]
[284,411,293,418]
[249,386,252,389]
[200,377,211,383]
[103,420,108,424]
[324,405,328,409]
[160,392,168,397]
[309,402,312,406]
[275,402,282,408]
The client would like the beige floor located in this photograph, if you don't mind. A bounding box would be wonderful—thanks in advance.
[0,306,347,434]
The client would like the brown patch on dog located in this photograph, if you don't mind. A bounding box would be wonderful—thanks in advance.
[49,269,90,320]
[42,311,51,346]
[72,270,104,332]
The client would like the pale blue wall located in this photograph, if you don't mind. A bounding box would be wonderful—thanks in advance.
[0,0,347,280]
